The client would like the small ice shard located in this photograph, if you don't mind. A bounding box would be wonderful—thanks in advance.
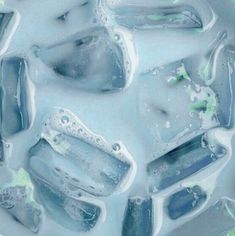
[169,198,235,236]
[122,196,152,236]
[33,180,102,232]
[0,169,42,233]
[28,108,134,197]
[0,57,31,138]
[0,12,13,40]
[167,185,207,219]
[98,1,203,30]
[147,134,226,192]
[34,27,130,92]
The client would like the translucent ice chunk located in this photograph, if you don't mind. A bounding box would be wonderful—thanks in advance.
[169,198,235,236]
[0,10,19,55]
[0,12,14,41]
[99,1,203,30]
[34,27,128,92]
[0,57,31,137]
[167,185,207,219]
[0,169,42,233]
[33,180,101,232]
[147,134,226,192]
[122,196,152,236]
[28,108,134,197]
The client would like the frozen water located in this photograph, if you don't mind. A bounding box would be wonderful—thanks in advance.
[100,3,203,30]
[0,57,31,138]
[34,27,129,92]
[122,196,152,236]
[147,133,226,192]
[32,180,102,232]
[0,169,42,233]
[168,198,235,236]
[167,185,207,220]
[27,108,135,197]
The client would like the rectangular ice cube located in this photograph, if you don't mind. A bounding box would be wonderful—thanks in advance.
[147,134,226,192]
[167,185,207,219]
[169,198,235,236]
[34,180,101,232]
[122,196,152,236]
[29,135,131,197]
[103,4,203,30]
[0,57,30,137]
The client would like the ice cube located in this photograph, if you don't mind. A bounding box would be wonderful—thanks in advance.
[122,196,152,236]
[0,10,19,56]
[0,169,42,233]
[0,12,14,41]
[28,108,134,197]
[33,180,102,232]
[34,27,128,92]
[167,185,207,219]
[147,134,226,192]
[0,57,31,138]
[99,1,203,30]
[169,198,235,236]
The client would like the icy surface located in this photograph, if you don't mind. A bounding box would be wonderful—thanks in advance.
[0,0,234,236]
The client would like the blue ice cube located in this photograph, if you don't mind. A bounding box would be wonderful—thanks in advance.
[34,27,127,92]
[147,134,226,192]
[0,57,30,137]
[167,185,207,219]
[33,180,101,232]
[122,196,152,236]
[0,12,14,41]
[0,185,41,232]
[101,2,203,30]
[169,198,235,236]
[28,136,131,197]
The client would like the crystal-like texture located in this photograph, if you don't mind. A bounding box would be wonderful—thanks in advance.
[147,134,226,192]
[122,196,152,236]
[167,185,207,219]
[0,57,31,137]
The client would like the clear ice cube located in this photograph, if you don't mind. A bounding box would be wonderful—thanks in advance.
[33,180,102,232]
[28,108,133,197]
[122,196,152,236]
[167,185,207,219]
[147,134,226,192]
[99,1,203,30]
[169,198,235,236]
[34,27,128,92]
[0,57,31,138]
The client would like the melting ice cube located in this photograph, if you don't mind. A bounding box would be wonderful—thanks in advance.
[167,185,207,219]
[169,198,235,236]
[0,169,42,233]
[122,196,152,236]
[98,0,203,30]
[33,180,102,232]
[0,57,32,138]
[0,10,19,55]
[34,27,131,92]
[28,108,135,197]
[147,134,226,192]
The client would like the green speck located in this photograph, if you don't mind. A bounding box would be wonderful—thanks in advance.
[147,14,163,21]
[227,228,235,236]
